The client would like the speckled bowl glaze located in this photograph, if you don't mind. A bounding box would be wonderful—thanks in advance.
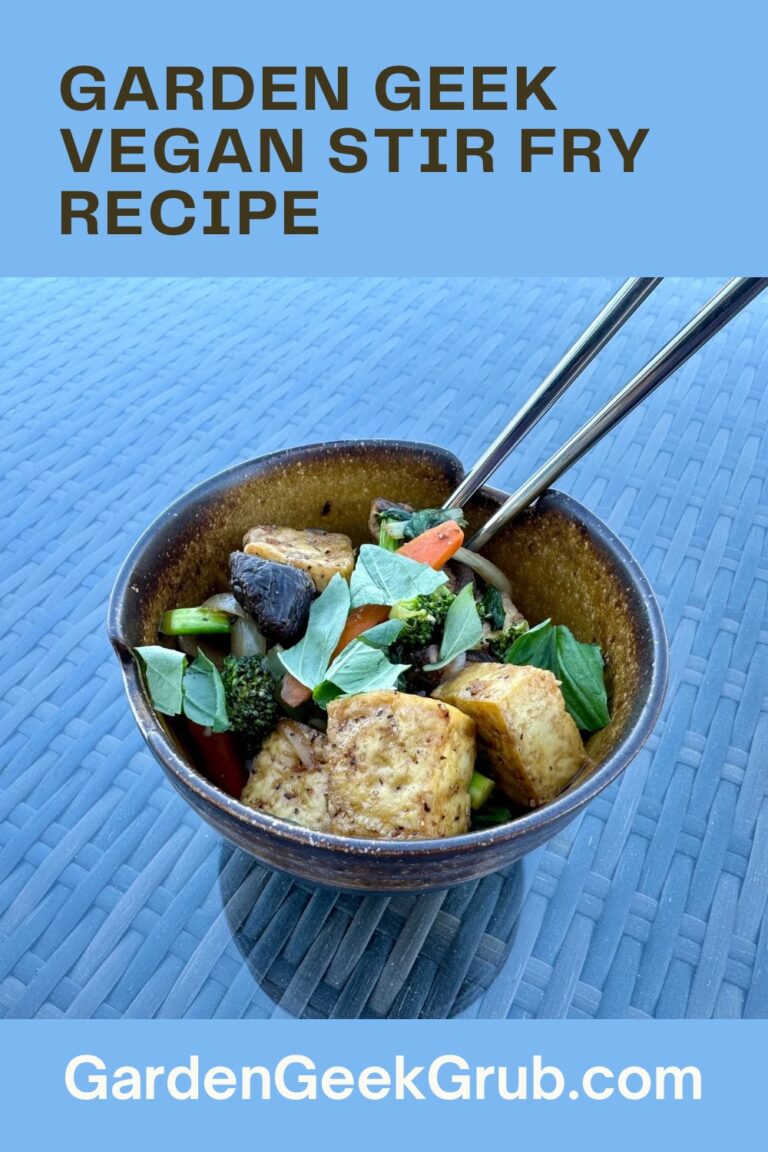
[108,440,667,892]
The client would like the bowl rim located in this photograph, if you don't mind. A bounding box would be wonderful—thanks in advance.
[108,438,668,861]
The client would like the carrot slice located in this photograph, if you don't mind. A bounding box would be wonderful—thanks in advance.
[280,671,312,708]
[331,604,390,660]
[279,606,390,707]
[396,520,464,569]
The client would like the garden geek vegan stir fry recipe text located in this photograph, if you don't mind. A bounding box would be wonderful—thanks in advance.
[135,502,610,839]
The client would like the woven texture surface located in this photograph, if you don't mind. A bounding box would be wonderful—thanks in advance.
[0,276,766,1019]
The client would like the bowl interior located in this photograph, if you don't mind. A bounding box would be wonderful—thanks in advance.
[112,439,651,813]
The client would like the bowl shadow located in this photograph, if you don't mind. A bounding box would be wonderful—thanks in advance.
[219,846,530,1018]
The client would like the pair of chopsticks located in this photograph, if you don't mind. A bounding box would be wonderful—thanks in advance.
[447,278,768,550]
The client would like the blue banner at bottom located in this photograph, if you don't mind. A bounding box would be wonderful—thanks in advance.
[0,1020,758,1148]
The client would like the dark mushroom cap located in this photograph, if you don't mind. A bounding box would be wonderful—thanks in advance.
[229,552,315,646]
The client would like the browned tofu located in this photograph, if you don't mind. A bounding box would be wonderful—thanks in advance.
[433,663,585,808]
[240,719,328,830]
[243,525,355,590]
[324,690,476,839]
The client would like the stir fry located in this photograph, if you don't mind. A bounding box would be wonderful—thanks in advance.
[135,503,610,839]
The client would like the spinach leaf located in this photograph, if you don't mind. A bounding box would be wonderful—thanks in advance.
[134,646,186,716]
[424,584,484,670]
[480,586,505,631]
[356,619,405,649]
[182,649,229,732]
[472,804,513,827]
[350,544,447,608]
[278,573,350,689]
[405,507,466,541]
[504,619,610,731]
[378,506,466,546]
[313,638,410,705]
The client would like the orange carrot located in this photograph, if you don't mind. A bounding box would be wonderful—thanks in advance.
[331,604,390,660]
[396,520,464,569]
[280,671,312,708]
[280,606,390,707]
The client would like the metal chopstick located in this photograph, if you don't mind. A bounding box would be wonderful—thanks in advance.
[444,276,662,510]
[467,277,768,552]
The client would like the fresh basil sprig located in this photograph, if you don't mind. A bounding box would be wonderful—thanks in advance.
[424,584,484,670]
[350,544,447,608]
[503,619,610,731]
[313,639,410,706]
[135,646,186,716]
[355,619,405,649]
[134,645,229,730]
[182,650,229,732]
[277,573,350,689]
[278,572,409,700]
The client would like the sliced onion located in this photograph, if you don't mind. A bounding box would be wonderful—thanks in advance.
[440,652,467,681]
[454,547,513,597]
[178,635,224,668]
[231,616,266,658]
[280,721,316,770]
[201,592,246,618]
[176,635,199,660]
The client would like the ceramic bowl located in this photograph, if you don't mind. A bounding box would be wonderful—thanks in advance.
[108,440,667,892]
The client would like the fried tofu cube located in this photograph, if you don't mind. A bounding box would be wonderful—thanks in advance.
[433,663,585,808]
[243,525,355,590]
[324,690,476,839]
[240,719,328,831]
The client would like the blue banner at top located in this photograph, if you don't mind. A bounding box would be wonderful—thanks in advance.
[1,0,766,275]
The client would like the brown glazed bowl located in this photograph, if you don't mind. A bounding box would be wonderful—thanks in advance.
[108,440,667,892]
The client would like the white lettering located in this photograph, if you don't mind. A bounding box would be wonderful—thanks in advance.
[276,1055,316,1101]
[65,1055,107,1101]
[428,1055,471,1100]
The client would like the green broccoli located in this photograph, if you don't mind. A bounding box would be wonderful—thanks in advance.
[220,654,278,754]
[389,586,455,650]
[487,619,529,662]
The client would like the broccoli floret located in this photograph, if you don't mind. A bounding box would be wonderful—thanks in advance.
[389,586,455,650]
[487,620,529,662]
[220,654,279,754]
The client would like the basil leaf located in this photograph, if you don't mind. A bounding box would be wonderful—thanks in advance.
[278,573,350,689]
[504,619,610,731]
[357,619,404,649]
[134,646,186,716]
[313,639,410,705]
[504,618,557,671]
[554,626,610,731]
[350,544,447,608]
[312,681,345,707]
[424,584,484,670]
[181,649,229,732]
